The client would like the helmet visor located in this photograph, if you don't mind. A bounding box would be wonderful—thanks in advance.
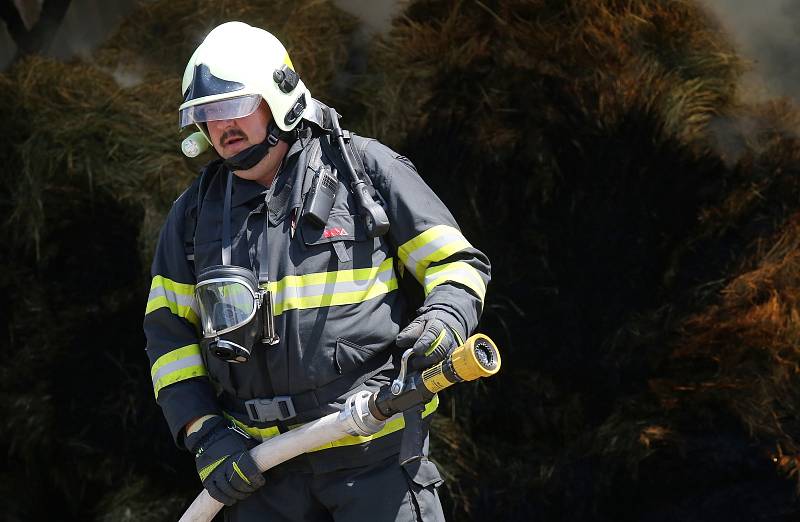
[195,279,257,337]
[179,94,262,128]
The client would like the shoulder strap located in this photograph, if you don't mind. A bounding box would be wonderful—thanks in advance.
[185,161,222,265]
[318,131,381,199]
[344,132,375,187]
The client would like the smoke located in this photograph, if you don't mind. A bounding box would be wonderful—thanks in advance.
[698,0,800,167]
[109,63,144,88]
[700,0,800,103]
[331,0,401,35]
[13,0,42,31]
[48,0,137,61]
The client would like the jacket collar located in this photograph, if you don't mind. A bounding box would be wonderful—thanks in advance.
[204,98,331,218]
[228,149,305,225]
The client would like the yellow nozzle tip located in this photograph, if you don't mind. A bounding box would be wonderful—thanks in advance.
[451,334,501,381]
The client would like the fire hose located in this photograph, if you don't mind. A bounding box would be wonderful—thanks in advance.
[179,334,501,522]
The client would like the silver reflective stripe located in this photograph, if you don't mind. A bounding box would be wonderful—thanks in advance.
[147,285,199,316]
[403,229,471,281]
[271,265,395,304]
[423,261,487,301]
[151,353,204,388]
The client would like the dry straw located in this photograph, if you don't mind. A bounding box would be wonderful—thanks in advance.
[4,0,800,518]
[1,0,356,264]
[0,1,356,518]
[356,0,800,517]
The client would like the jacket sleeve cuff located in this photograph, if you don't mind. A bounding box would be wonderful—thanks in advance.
[417,294,473,343]
[157,378,221,449]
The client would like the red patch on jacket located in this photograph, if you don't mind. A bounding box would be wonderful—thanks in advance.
[323,227,348,238]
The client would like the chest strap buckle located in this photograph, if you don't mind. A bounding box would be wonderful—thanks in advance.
[244,396,297,423]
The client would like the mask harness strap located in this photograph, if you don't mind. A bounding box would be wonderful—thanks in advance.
[222,170,233,265]
[259,190,279,345]
[220,168,279,347]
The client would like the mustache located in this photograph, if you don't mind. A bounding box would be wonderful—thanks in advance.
[219,128,247,146]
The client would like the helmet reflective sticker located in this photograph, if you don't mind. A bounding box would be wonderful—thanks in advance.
[179,94,262,128]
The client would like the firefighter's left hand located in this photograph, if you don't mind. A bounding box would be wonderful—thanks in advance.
[185,416,265,506]
[396,310,464,371]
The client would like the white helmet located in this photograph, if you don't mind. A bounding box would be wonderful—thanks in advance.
[179,21,312,146]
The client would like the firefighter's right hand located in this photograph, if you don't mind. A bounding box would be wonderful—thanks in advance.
[185,416,265,506]
[396,310,464,371]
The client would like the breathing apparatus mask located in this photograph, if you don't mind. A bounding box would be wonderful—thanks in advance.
[196,265,278,363]
[195,172,279,363]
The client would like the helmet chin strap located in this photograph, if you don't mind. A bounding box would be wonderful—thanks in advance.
[223,121,290,171]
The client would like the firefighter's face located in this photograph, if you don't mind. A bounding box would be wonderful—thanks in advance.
[206,102,272,159]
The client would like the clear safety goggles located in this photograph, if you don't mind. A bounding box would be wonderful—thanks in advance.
[195,276,260,338]
[179,94,262,128]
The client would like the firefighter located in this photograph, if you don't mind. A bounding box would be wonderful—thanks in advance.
[144,21,490,521]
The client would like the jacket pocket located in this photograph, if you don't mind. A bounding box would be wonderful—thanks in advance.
[335,337,379,375]
[300,211,365,245]
[402,458,445,521]
[299,211,371,270]
[402,458,445,489]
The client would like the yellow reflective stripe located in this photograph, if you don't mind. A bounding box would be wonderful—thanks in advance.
[397,225,472,282]
[310,394,439,451]
[232,461,251,485]
[269,258,394,288]
[223,395,439,450]
[151,344,202,377]
[270,280,398,315]
[145,296,201,326]
[146,275,200,327]
[150,275,194,296]
[199,456,226,482]
[423,261,487,302]
[225,414,281,440]
[426,330,447,355]
[264,258,398,316]
[151,344,207,399]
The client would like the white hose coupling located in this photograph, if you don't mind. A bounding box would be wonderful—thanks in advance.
[340,390,385,437]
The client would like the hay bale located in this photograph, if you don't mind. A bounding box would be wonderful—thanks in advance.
[3,0,800,518]
[0,55,187,263]
[95,0,357,97]
[0,0,357,261]
[0,1,357,518]
[355,0,800,518]
[357,0,741,150]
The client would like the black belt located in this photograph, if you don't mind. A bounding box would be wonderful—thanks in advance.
[221,350,394,425]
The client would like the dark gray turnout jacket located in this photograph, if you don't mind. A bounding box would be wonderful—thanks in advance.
[143,102,491,472]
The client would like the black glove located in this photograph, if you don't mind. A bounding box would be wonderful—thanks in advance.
[396,310,464,371]
[185,416,265,506]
